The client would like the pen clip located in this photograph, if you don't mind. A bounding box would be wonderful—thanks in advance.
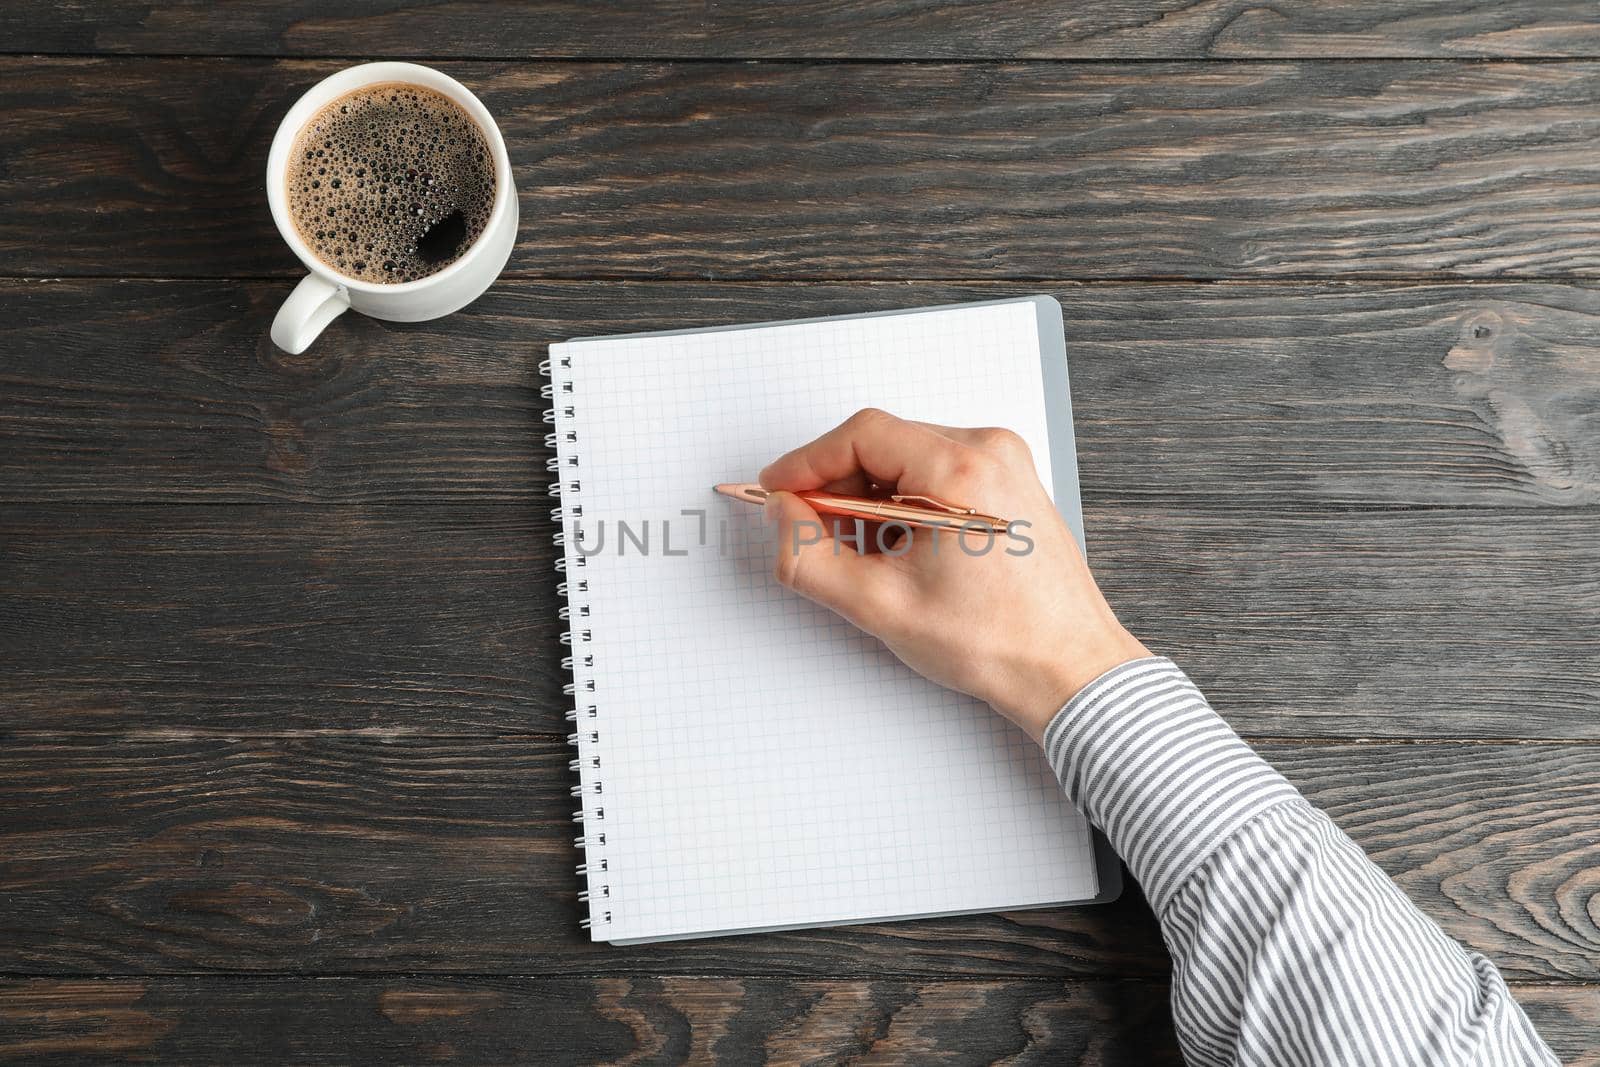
[888,493,976,516]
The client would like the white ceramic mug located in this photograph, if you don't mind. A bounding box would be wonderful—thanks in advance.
[266,62,517,354]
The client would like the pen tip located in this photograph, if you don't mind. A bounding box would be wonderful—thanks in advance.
[714,483,766,502]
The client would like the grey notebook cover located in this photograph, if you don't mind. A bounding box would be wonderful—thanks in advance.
[566,295,1121,942]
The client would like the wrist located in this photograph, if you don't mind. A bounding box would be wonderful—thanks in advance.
[999,626,1151,744]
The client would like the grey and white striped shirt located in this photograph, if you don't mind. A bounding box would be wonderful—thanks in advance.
[1045,657,1556,1066]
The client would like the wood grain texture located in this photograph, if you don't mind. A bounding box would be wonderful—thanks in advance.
[1279,744,1600,985]
[7,279,1600,507]
[0,505,560,736]
[1,979,1594,1067]
[5,502,1597,739]
[0,977,1190,1065]
[8,58,1600,279]
[0,736,1169,978]
[1523,988,1600,1067]
[5,1,1599,60]
[1,737,1598,981]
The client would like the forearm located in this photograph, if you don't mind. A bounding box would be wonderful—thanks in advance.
[1046,657,1555,1066]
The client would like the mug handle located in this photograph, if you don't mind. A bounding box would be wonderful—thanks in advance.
[271,274,350,354]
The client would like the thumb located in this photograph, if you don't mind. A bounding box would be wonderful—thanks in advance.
[764,490,897,629]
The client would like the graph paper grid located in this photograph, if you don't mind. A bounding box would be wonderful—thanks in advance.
[552,298,1099,943]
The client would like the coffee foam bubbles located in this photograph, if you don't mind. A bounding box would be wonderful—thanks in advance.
[285,82,496,284]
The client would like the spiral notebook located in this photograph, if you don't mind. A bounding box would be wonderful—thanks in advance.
[547,295,1119,944]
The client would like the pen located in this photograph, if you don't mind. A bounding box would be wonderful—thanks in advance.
[713,483,1009,534]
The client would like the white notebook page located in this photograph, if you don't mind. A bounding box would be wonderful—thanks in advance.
[553,299,1098,943]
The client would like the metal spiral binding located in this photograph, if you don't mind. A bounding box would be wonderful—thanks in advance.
[546,349,612,935]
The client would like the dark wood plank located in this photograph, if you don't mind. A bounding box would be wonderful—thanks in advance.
[2,737,1598,981]
[5,502,1598,738]
[8,280,1600,508]
[7,58,1600,279]
[1,505,559,736]
[1096,509,1600,740]
[0,977,1188,1065]
[1277,744,1600,985]
[5,1,1598,60]
[1515,987,1600,1066]
[2,979,1595,1067]
[0,736,1169,978]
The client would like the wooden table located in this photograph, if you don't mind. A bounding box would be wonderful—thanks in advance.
[4,3,1599,1062]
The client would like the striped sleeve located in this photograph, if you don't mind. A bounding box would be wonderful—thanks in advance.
[1044,657,1556,1067]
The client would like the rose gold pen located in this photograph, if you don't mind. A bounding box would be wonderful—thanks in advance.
[713,483,1009,533]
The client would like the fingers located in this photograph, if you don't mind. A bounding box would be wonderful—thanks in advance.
[759,408,971,494]
[764,490,900,630]
[758,410,1039,512]
[815,471,876,498]
[907,421,1036,468]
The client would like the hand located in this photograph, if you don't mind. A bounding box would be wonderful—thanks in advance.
[759,408,1149,743]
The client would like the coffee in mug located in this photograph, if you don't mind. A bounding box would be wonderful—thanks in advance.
[266,62,517,355]
[285,83,496,284]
